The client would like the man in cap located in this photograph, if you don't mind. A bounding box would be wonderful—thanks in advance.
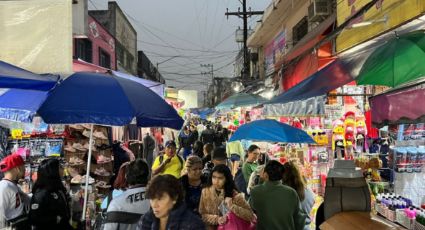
[0,154,30,228]
[152,141,185,178]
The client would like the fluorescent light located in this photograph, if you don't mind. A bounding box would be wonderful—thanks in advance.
[351,21,373,28]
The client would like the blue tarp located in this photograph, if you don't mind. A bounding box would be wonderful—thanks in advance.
[267,59,355,104]
[0,89,48,123]
[229,119,315,143]
[216,93,267,109]
[0,60,58,91]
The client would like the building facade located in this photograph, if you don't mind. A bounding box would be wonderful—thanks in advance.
[73,15,116,71]
[248,0,336,94]
[137,51,165,84]
[89,1,137,75]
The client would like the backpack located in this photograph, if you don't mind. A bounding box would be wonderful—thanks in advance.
[159,155,184,169]
[234,168,247,196]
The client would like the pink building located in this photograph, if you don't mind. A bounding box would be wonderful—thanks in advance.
[73,15,116,72]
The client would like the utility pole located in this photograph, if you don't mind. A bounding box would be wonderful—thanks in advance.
[226,1,263,80]
[201,64,214,107]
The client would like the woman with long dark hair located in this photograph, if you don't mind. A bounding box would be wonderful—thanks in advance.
[199,164,254,230]
[282,161,315,230]
[29,158,72,229]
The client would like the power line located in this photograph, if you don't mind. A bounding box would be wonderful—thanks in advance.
[139,40,238,53]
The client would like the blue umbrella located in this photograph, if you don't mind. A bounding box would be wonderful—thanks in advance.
[38,72,183,129]
[0,72,184,219]
[229,119,315,143]
[0,60,58,91]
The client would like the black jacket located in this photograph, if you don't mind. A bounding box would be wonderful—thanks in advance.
[200,129,215,145]
[29,188,72,230]
[138,203,205,230]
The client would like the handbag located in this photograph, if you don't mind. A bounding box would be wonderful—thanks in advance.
[217,212,256,230]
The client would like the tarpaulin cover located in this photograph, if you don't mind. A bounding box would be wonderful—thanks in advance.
[190,108,215,119]
[369,80,425,126]
[0,89,48,123]
[0,61,58,91]
[267,59,355,104]
[229,119,315,143]
[263,95,326,116]
[38,72,183,129]
[112,71,165,98]
[216,93,267,109]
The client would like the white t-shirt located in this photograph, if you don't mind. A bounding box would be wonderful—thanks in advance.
[0,180,29,228]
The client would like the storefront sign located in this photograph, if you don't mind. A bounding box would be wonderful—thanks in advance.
[336,0,425,52]
[264,29,287,76]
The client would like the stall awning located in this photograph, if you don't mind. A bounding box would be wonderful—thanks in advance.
[267,58,355,104]
[281,52,335,91]
[263,95,326,116]
[369,79,425,126]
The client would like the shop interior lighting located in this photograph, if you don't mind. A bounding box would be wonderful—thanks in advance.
[351,15,388,28]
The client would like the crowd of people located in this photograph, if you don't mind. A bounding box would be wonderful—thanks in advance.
[0,119,315,230]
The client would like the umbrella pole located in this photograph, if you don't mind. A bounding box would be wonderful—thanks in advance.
[82,124,94,222]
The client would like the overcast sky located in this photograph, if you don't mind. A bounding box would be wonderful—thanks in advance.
[91,0,271,92]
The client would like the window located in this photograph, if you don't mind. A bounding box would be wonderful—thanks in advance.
[99,48,111,69]
[74,39,92,63]
[292,17,309,45]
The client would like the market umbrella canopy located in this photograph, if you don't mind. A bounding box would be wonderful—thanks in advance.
[357,30,425,87]
[229,119,315,143]
[37,72,184,130]
[215,93,267,109]
[0,60,59,91]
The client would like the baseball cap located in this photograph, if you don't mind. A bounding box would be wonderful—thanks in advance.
[212,147,227,160]
[165,140,177,148]
[0,154,24,173]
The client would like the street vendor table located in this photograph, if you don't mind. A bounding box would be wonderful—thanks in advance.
[320,211,404,230]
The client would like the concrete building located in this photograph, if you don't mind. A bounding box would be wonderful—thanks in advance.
[248,0,336,94]
[89,1,138,75]
[73,15,116,71]
[137,51,165,84]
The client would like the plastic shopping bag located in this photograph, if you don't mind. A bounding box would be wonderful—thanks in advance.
[217,212,256,230]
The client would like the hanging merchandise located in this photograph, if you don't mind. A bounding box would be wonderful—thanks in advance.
[332,120,346,159]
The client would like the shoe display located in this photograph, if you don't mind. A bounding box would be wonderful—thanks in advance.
[83,142,97,151]
[94,167,110,177]
[72,143,86,152]
[69,125,84,130]
[97,155,111,164]
[64,144,76,152]
[81,175,95,184]
[95,181,111,189]
[93,131,108,140]
[82,124,92,130]
[71,175,82,184]
[69,157,84,165]
[82,130,93,138]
